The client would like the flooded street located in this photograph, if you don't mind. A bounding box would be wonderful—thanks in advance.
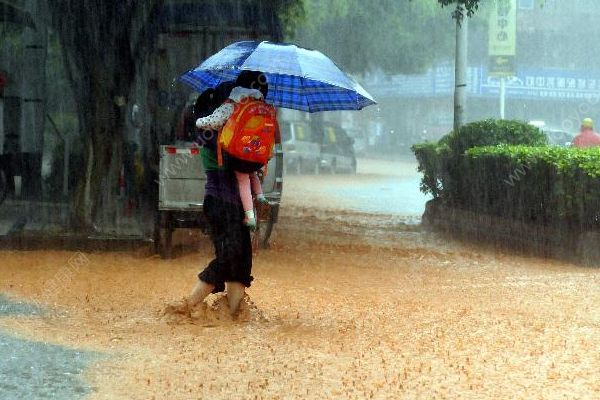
[1,158,599,399]
[283,158,431,221]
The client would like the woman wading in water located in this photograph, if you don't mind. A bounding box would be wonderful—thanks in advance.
[166,72,269,317]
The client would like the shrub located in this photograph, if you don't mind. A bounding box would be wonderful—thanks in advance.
[462,145,600,230]
[440,119,547,155]
[412,119,546,201]
[411,142,449,198]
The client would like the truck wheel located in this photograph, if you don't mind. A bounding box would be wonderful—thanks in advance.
[153,209,162,255]
[350,157,357,174]
[253,216,274,250]
[252,204,275,250]
[0,168,7,205]
[260,214,275,249]
[313,160,321,175]
[160,211,174,259]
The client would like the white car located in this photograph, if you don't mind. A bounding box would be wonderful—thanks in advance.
[281,121,320,174]
[316,123,357,174]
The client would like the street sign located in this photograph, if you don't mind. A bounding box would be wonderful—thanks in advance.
[519,0,534,10]
[489,0,517,77]
[489,55,516,77]
[366,63,600,103]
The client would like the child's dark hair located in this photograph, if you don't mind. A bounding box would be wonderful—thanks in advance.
[235,70,268,98]
[194,88,216,118]
[193,81,235,118]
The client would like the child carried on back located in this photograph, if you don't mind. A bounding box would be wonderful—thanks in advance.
[195,71,277,229]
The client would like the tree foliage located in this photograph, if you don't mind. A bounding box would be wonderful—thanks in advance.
[435,0,481,18]
[45,0,300,229]
[290,0,454,74]
[436,0,546,19]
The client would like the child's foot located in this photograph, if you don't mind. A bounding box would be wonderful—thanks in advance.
[244,217,257,230]
[243,211,257,231]
[256,194,270,205]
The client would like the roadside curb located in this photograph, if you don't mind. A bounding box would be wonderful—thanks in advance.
[0,233,151,252]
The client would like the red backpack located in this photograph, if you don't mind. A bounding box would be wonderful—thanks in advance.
[217,99,277,170]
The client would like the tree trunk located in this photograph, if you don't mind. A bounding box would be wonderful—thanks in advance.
[77,93,127,230]
[48,0,289,231]
[62,54,131,231]
[48,1,160,231]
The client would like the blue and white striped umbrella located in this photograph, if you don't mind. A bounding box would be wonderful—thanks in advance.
[178,41,376,113]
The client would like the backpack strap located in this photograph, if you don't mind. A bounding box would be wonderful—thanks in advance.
[217,99,237,168]
[217,137,223,167]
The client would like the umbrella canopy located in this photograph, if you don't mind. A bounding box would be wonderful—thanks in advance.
[179,41,376,113]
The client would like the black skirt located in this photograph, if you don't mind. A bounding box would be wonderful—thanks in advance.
[198,195,253,288]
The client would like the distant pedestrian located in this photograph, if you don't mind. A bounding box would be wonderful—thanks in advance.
[572,118,600,148]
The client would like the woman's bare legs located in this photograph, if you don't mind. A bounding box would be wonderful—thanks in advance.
[188,280,215,307]
[163,280,214,317]
[226,282,245,316]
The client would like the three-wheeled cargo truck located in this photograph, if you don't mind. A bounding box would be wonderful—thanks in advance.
[153,141,283,259]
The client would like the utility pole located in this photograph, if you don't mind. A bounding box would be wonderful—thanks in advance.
[453,4,468,132]
[20,0,47,198]
[500,78,506,119]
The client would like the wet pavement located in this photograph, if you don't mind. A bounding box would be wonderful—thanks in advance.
[0,295,98,399]
[322,175,428,217]
[283,157,431,223]
[0,158,598,399]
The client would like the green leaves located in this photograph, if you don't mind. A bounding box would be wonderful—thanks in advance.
[290,0,454,74]
[413,119,557,211]
[435,0,481,18]
[442,119,548,156]
[466,145,600,178]
[460,144,600,228]
[413,119,546,196]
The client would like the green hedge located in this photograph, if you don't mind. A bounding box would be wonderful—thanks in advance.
[463,145,600,230]
[412,119,547,201]
[440,119,547,155]
[412,119,600,232]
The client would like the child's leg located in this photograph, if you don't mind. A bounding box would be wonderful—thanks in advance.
[249,172,263,195]
[235,171,254,212]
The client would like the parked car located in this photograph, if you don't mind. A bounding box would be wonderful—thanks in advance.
[346,127,368,156]
[280,121,320,174]
[544,129,574,147]
[316,123,357,174]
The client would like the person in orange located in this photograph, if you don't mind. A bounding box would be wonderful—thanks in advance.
[572,118,600,148]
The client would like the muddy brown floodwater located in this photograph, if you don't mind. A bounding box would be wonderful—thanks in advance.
[1,159,599,399]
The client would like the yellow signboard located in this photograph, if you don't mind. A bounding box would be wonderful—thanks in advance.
[489,0,517,56]
[489,0,517,76]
